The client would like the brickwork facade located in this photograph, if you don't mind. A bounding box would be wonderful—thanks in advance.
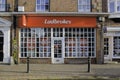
[50,0,77,12]
[92,0,102,12]
[0,0,108,64]
[18,0,36,12]
[0,0,103,12]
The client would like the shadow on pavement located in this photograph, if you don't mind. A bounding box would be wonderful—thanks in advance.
[0,70,26,73]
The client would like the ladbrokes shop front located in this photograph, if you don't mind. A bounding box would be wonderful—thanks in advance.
[17,14,100,64]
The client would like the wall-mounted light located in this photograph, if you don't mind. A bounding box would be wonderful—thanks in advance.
[97,16,105,22]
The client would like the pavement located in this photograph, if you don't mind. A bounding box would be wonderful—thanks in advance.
[0,63,120,80]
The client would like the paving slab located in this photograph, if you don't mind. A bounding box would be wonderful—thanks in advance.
[0,64,120,80]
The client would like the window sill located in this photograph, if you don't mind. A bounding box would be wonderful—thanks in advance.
[109,13,120,18]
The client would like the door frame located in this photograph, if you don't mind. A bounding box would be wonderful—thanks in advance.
[0,18,11,63]
[0,33,3,61]
[104,36,113,61]
[51,37,65,64]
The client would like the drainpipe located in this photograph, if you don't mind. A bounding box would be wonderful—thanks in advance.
[14,0,18,34]
[14,0,18,12]
[10,0,18,64]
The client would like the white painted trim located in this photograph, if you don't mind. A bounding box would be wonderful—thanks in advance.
[0,18,11,64]
[51,38,64,64]
[109,37,113,61]
[0,18,11,27]
[107,27,120,31]
[108,0,120,18]
[109,13,120,18]
[104,31,120,60]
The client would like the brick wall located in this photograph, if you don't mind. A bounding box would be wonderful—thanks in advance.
[7,0,14,11]
[15,0,103,12]
[65,58,96,64]
[102,0,108,12]
[92,0,102,12]
[96,29,102,64]
[20,58,51,64]
[20,58,96,64]
[50,0,77,12]
[18,0,36,12]
[6,0,104,64]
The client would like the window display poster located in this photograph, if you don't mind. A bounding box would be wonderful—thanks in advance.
[27,38,36,51]
[114,38,120,57]
[80,38,88,57]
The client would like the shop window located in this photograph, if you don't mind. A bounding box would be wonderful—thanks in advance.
[0,0,5,11]
[20,28,51,58]
[78,0,91,12]
[36,0,49,12]
[20,28,96,58]
[113,37,120,57]
[65,28,96,58]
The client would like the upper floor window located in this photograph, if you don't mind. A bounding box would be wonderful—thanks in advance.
[36,0,49,12]
[108,0,120,13]
[78,0,91,12]
[0,0,5,11]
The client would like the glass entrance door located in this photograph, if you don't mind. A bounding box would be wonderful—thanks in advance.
[52,39,64,64]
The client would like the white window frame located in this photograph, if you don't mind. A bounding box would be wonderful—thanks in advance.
[19,28,96,58]
[0,0,5,11]
[117,0,120,12]
[113,36,120,58]
[36,0,49,12]
[78,0,91,12]
[19,28,51,58]
[108,0,120,13]
[104,38,109,57]
[64,28,96,58]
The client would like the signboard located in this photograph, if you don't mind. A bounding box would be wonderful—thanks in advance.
[18,15,97,28]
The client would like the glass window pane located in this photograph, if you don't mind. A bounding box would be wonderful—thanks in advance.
[36,0,49,12]
[110,1,115,12]
[65,28,95,58]
[113,37,120,57]
[41,5,45,11]
[78,0,91,12]
[46,0,49,5]
[0,0,5,11]
[117,1,120,11]
[20,28,51,58]
[41,0,45,4]
[37,0,40,4]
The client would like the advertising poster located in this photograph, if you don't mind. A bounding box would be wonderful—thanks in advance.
[80,38,88,57]
[27,38,36,57]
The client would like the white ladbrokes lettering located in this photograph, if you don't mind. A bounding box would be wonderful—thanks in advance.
[44,19,71,24]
